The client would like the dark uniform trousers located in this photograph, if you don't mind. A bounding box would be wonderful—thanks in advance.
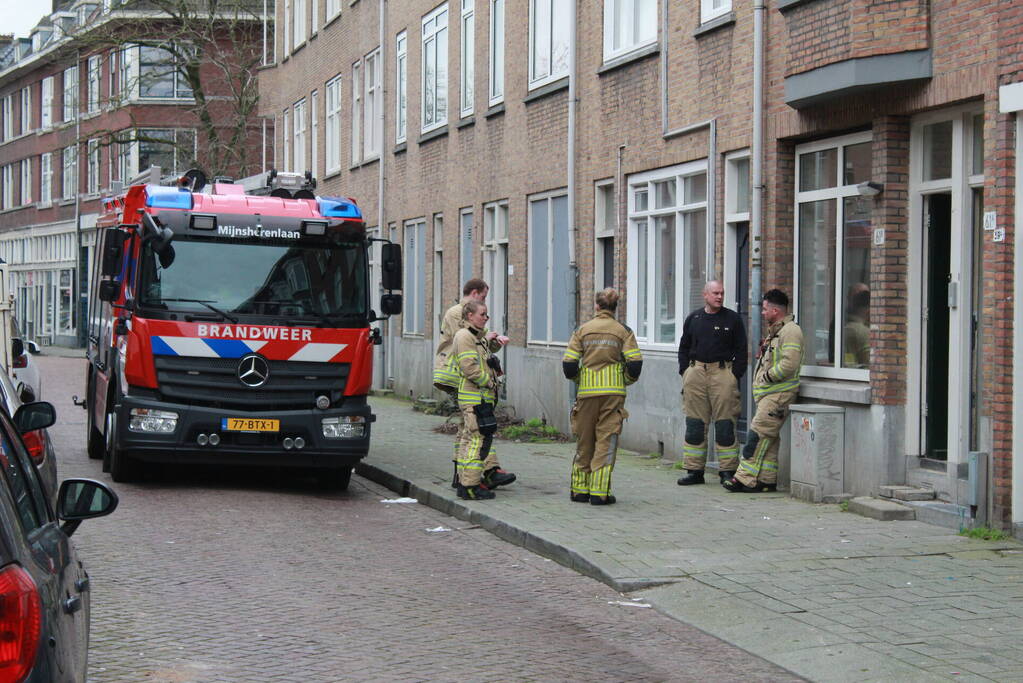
[570,394,627,497]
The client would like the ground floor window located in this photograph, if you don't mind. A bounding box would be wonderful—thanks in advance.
[528,191,573,344]
[403,218,426,335]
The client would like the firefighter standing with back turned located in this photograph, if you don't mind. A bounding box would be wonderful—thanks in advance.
[723,288,803,493]
[562,289,642,506]
[676,280,748,487]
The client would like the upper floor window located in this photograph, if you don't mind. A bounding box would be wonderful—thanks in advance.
[1,165,13,210]
[293,0,307,48]
[361,48,382,160]
[137,128,196,176]
[87,55,102,113]
[293,98,307,173]
[794,132,873,378]
[87,139,100,194]
[489,0,504,105]
[19,87,30,135]
[1,96,11,141]
[325,0,341,22]
[626,161,709,349]
[603,0,656,62]
[422,3,448,133]
[39,153,52,205]
[529,0,570,89]
[63,65,78,122]
[700,0,730,24]
[62,145,78,200]
[19,159,30,206]
[396,31,407,144]
[138,45,194,99]
[40,77,53,129]
[460,0,474,117]
[324,75,342,174]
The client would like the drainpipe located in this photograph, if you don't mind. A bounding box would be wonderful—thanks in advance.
[567,0,578,326]
[750,0,766,350]
[379,0,391,388]
[74,49,86,348]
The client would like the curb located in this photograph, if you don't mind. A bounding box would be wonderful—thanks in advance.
[355,461,675,594]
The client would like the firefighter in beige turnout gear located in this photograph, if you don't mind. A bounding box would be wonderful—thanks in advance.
[562,289,642,506]
[452,301,513,500]
[724,289,803,493]
[432,279,512,491]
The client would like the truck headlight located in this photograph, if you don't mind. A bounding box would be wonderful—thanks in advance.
[322,416,365,439]
[128,408,178,434]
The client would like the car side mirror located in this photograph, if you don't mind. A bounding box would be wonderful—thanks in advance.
[57,479,118,536]
[13,402,56,434]
[24,340,39,355]
[11,338,23,359]
[381,243,402,291]
[98,279,119,302]
[380,294,402,316]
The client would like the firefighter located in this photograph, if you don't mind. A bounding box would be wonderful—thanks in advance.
[562,288,642,506]
[676,280,748,486]
[433,278,512,490]
[723,289,803,493]
[452,300,514,500]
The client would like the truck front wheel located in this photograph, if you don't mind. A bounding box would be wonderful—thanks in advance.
[86,370,104,460]
[106,411,140,483]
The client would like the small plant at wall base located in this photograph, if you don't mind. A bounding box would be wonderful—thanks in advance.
[500,417,570,443]
[959,526,1011,542]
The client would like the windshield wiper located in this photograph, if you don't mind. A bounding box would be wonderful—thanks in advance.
[160,298,239,324]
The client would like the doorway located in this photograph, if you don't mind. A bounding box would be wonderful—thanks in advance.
[923,193,951,461]
[733,221,750,440]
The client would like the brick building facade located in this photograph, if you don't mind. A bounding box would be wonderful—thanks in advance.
[262,0,1023,534]
[0,0,262,346]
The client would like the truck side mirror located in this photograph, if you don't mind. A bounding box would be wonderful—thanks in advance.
[380,294,402,316]
[101,230,129,277]
[381,243,402,291]
[98,280,119,302]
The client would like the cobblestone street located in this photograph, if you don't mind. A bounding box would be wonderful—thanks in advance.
[42,353,799,682]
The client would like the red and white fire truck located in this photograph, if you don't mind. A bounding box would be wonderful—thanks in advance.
[84,169,402,489]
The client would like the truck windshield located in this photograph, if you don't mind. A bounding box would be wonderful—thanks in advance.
[137,236,368,323]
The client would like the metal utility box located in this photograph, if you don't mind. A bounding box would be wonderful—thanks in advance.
[788,404,845,503]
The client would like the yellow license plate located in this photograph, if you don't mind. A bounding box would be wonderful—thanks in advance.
[221,418,280,432]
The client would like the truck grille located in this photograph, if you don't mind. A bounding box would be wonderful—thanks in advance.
[154,356,350,410]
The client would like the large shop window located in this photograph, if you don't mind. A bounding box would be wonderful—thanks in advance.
[403,219,426,335]
[528,192,573,343]
[794,132,873,379]
[626,162,708,349]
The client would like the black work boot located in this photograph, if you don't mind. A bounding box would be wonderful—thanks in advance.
[570,492,590,503]
[483,467,517,489]
[589,494,617,506]
[457,484,496,500]
[451,462,459,489]
[677,470,705,486]
[718,470,735,484]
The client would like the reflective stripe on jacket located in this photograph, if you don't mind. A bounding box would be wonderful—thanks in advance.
[453,326,496,405]
[563,310,642,397]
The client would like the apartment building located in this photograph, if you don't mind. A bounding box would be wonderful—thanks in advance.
[0,0,263,346]
[261,0,1023,535]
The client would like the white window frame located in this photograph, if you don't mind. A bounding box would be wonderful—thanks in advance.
[293,0,307,49]
[87,55,101,113]
[62,145,78,200]
[792,131,873,382]
[626,160,710,350]
[39,153,52,205]
[351,61,362,165]
[403,218,427,336]
[460,0,474,117]
[363,48,382,160]
[1,96,11,141]
[325,0,341,22]
[282,109,291,171]
[135,44,194,100]
[311,0,319,34]
[19,159,31,206]
[325,76,342,175]
[700,0,731,24]
[723,148,750,314]
[489,0,504,105]
[87,139,100,194]
[1,165,12,210]
[395,30,407,144]
[283,0,291,56]
[602,0,656,63]
[40,77,54,129]
[19,87,30,135]
[527,190,574,344]
[108,49,119,100]
[310,89,319,179]
[594,179,616,291]
[459,208,472,284]
[293,97,307,173]
[528,0,570,89]
[482,200,509,334]
[63,65,78,122]
[421,3,449,134]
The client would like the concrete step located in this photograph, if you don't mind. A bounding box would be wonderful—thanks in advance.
[848,496,916,521]
[879,485,935,501]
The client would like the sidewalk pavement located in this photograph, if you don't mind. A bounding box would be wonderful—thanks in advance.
[358,396,1023,683]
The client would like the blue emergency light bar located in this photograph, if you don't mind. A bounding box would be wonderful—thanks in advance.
[318,197,362,219]
[146,185,193,210]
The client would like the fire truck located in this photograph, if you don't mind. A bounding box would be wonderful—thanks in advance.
[84,168,402,489]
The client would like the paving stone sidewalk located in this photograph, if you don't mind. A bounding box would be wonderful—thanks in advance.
[358,396,1023,683]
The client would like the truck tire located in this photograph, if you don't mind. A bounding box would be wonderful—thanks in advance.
[107,416,139,483]
[86,371,104,460]
[318,466,353,491]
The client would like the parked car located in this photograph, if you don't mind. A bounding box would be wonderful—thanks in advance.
[9,318,41,404]
[0,401,117,682]
[0,369,56,503]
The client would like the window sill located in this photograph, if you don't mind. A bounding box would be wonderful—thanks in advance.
[485,102,505,118]
[524,76,569,104]
[598,43,660,75]
[457,115,475,129]
[36,127,54,136]
[693,12,736,37]
[418,125,449,145]
[323,168,342,181]
[797,376,872,405]
[393,141,407,154]
[349,156,379,171]
[36,202,52,210]
[58,198,76,206]
[777,0,817,11]
[81,110,102,121]
[323,11,342,29]
[292,41,306,56]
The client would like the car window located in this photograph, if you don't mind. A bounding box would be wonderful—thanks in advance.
[0,414,49,531]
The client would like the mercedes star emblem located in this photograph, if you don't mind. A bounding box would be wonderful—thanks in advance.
[237,354,270,387]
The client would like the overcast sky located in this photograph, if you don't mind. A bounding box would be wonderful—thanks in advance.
[1,3,49,39]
